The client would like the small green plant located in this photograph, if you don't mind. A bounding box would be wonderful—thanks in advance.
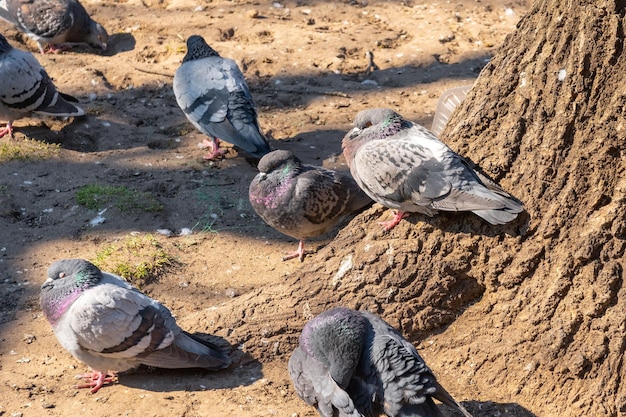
[76,184,163,212]
[93,234,174,288]
[0,139,60,162]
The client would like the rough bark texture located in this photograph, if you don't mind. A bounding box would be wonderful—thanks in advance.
[189,1,626,416]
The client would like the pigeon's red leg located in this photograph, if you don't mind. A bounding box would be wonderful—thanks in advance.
[282,240,311,262]
[378,210,408,231]
[44,43,73,54]
[200,138,226,159]
[75,370,118,393]
[0,122,13,139]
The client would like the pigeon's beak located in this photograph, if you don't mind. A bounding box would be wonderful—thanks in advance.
[258,173,267,181]
[347,127,360,139]
[41,277,53,289]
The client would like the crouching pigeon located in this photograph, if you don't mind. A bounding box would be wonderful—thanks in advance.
[173,35,271,160]
[249,150,371,261]
[342,108,523,230]
[289,307,473,417]
[0,33,84,138]
[0,0,108,53]
[40,259,232,393]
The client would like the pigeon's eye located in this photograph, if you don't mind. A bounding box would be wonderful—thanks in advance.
[58,272,66,279]
[364,121,372,128]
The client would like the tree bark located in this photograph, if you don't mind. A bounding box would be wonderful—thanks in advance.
[188,1,626,416]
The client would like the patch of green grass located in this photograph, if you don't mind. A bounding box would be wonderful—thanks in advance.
[0,139,60,162]
[93,234,175,288]
[76,184,163,212]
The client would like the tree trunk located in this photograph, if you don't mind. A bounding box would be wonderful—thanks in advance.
[188,1,626,416]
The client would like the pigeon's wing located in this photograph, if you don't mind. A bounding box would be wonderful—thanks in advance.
[295,167,370,229]
[351,130,453,210]
[431,85,471,137]
[289,347,362,417]
[6,0,73,41]
[174,57,269,157]
[0,48,84,116]
[65,279,176,359]
[363,312,472,417]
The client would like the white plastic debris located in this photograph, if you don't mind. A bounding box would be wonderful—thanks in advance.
[558,69,567,81]
[179,228,192,236]
[89,208,107,227]
[156,229,173,237]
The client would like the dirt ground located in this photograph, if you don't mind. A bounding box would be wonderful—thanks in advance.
[0,0,531,416]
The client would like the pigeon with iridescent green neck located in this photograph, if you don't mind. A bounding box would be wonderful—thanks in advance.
[342,108,523,230]
[40,259,231,393]
[249,150,371,261]
[289,307,473,417]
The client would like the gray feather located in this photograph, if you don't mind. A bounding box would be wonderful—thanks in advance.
[0,34,84,137]
[40,259,231,376]
[342,108,523,226]
[173,35,270,158]
[289,307,473,417]
[0,0,108,52]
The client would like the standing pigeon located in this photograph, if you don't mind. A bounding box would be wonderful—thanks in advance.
[0,33,84,138]
[40,259,232,393]
[0,0,108,53]
[249,150,371,261]
[342,108,523,230]
[288,307,473,417]
[173,35,271,160]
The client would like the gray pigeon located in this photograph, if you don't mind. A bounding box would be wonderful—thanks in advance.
[0,0,108,53]
[173,35,271,160]
[0,33,84,138]
[289,307,473,417]
[342,108,523,230]
[40,259,232,393]
[249,150,371,261]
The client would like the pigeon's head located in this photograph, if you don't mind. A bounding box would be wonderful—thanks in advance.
[0,34,13,53]
[40,259,102,324]
[342,108,407,162]
[87,21,109,50]
[183,35,220,63]
[301,308,367,388]
[257,150,301,178]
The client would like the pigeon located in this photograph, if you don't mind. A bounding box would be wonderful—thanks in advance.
[40,259,232,393]
[0,33,84,138]
[288,307,473,417]
[173,35,271,160]
[249,150,372,261]
[0,0,108,53]
[342,108,523,230]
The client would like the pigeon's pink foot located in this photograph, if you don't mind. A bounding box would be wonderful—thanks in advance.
[199,138,226,159]
[75,370,118,393]
[282,240,311,262]
[0,122,14,139]
[378,210,408,231]
[41,43,72,54]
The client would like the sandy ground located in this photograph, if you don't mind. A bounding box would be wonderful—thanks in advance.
[0,1,530,416]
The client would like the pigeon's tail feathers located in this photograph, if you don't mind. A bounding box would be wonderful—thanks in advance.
[30,75,85,117]
[137,332,231,370]
[430,380,473,417]
[209,118,270,158]
[469,189,524,225]
[59,91,80,103]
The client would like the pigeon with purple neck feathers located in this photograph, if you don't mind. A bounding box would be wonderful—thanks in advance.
[249,150,371,261]
[40,259,232,393]
[0,33,84,138]
[289,307,473,417]
[342,108,523,230]
[0,0,108,53]
[173,35,270,160]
